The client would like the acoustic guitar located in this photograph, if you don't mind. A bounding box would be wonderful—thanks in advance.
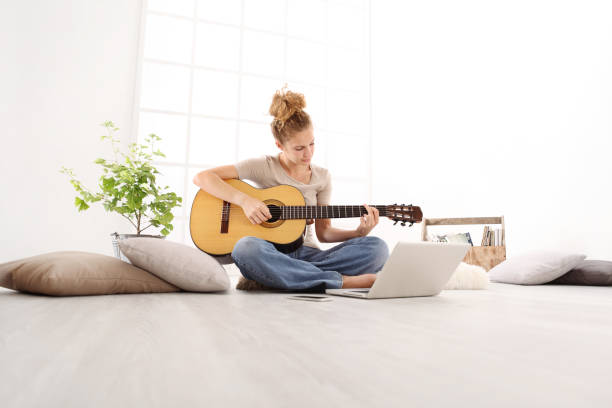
[190,179,423,256]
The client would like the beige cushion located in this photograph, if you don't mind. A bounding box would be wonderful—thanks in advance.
[0,251,181,296]
[118,238,230,292]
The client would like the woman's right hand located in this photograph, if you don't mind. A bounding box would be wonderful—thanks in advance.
[240,195,272,224]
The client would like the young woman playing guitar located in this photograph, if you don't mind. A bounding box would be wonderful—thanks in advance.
[192,85,389,291]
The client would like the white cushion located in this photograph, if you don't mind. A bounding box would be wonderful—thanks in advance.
[119,238,230,292]
[488,251,586,285]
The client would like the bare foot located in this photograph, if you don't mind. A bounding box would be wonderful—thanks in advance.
[341,273,377,289]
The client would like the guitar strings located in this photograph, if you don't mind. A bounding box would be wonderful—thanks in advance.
[217,205,409,211]
[220,205,389,213]
[218,205,410,217]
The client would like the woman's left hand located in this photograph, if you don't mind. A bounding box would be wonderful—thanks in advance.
[355,204,379,237]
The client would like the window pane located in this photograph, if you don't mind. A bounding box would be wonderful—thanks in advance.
[327,134,368,179]
[148,0,195,17]
[286,39,326,85]
[238,122,275,161]
[155,165,186,217]
[189,117,237,166]
[311,130,328,168]
[327,89,366,134]
[191,69,239,117]
[328,0,366,10]
[166,218,186,243]
[242,31,285,77]
[144,15,193,64]
[138,112,188,163]
[197,0,241,25]
[140,62,191,112]
[240,76,281,122]
[328,3,366,49]
[194,23,240,70]
[285,81,327,129]
[328,46,363,91]
[287,0,327,42]
[332,179,369,204]
[243,0,285,33]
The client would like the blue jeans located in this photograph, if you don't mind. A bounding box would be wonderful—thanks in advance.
[231,236,389,291]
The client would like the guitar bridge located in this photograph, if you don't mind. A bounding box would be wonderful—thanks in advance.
[220,200,230,234]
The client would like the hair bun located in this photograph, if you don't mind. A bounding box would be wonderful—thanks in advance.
[269,84,306,127]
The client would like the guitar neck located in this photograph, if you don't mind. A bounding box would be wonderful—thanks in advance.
[280,205,389,220]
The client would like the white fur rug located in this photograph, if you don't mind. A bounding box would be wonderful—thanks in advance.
[444,262,489,290]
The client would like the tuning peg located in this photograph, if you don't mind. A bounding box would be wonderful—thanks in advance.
[393,220,398,225]
[401,221,406,227]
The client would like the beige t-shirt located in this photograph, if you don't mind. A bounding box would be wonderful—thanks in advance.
[235,154,332,249]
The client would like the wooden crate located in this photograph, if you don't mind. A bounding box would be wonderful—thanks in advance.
[421,216,506,271]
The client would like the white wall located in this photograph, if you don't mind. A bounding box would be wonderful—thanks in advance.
[370,0,612,258]
[0,0,142,261]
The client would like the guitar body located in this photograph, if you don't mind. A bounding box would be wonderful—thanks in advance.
[190,179,306,256]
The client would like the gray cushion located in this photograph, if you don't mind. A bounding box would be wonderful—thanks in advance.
[119,238,230,292]
[0,251,180,296]
[550,260,612,286]
[488,251,586,285]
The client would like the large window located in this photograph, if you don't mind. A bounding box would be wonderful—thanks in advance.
[133,0,372,248]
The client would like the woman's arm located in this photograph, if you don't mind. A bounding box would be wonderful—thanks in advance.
[315,205,379,243]
[193,165,247,206]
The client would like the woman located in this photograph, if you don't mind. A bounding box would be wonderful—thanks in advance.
[192,86,389,291]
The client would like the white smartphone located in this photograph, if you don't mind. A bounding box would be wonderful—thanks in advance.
[287,295,333,302]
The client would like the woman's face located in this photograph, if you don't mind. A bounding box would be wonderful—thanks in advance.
[277,126,315,166]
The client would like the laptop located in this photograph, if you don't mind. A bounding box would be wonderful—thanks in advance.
[325,241,470,299]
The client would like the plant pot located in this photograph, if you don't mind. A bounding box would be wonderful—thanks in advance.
[110,232,165,263]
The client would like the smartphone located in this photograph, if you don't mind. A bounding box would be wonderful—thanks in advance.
[287,295,332,302]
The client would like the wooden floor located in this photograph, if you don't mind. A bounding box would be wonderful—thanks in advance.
[1,279,611,407]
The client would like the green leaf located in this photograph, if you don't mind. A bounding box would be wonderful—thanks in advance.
[74,197,90,211]
[102,177,116,190]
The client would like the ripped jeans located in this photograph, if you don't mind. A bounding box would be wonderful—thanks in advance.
[231,236,389,291]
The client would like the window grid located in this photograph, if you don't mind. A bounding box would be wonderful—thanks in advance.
[145,9,363,52]
[140,58,364,99]
[180,0,199,240]
[133,0,372,243]
[234,0,245,198]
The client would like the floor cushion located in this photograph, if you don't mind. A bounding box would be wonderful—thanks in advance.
[119,238,230,292]
[0,251,181,296]
[489,250,586,285]
[550,260,612,286]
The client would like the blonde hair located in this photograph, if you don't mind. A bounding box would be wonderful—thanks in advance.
[269,84,312,144]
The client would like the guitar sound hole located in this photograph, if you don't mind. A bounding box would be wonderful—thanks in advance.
[266,205,281,222]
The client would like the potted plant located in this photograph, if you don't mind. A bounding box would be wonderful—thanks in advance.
[60,121,182,259]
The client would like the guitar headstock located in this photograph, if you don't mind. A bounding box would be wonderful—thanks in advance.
[386,203,423,227]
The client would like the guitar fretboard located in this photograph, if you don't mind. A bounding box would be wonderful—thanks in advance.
[280,205,389,220]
